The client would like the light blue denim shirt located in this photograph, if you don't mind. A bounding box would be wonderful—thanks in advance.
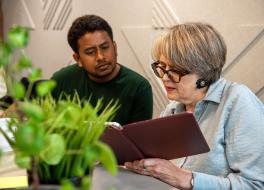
[160,78,264,190]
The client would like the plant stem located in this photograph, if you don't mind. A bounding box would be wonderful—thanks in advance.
[25,82,34,100]
[32,156,39,190]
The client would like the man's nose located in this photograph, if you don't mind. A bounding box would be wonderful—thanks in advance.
[96,49,104,60]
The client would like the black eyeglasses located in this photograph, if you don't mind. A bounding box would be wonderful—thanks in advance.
[151,61,184,83]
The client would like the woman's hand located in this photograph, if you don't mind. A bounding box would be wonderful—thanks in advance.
[125,158,193,190]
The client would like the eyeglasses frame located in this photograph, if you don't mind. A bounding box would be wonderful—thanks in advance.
[151,61,183,83]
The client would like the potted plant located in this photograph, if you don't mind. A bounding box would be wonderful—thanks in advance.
[0,26,118,189]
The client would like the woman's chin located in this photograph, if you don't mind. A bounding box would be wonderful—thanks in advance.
[166,93,178,101]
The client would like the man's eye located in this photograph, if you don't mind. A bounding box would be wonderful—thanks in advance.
[86,50,96,55]
[101,45,109,50]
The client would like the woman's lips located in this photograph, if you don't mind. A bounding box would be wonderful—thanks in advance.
[165,86,176,92]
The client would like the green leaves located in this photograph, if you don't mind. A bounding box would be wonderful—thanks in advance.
[15,123,45,155]
[94,142,117,176]
[60,179,75,190]
[85,142,117,176]
[7,26,29,48]
[17,55,32,69]
[15,151,31,169]
[28,68,42,82]
[40,134,65,165]
[0,25,32,97]
[0,23,120,185]
[36,80,56,97]
[20,102,45,121]
[81,176,92,190]
[10,82,26,99]
[6,94,119,185]
[84,145,100,167]
[0,43,12,66]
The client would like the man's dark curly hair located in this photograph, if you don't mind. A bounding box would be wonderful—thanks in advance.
[67,15,113,53]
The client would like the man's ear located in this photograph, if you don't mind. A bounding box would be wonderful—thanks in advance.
[73,53,82,67]
[113,41,118,57]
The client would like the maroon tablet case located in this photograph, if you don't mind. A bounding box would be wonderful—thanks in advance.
[101,112,210,165]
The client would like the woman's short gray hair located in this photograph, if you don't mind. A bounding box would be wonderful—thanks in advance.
[152,23,227,84]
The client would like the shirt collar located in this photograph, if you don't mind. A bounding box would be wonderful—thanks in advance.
[170,77,227,113]
[203,77,226,103]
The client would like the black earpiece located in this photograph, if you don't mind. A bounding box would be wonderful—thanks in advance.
[196,79,209,89]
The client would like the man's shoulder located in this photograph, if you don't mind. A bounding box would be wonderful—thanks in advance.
[52,64,83,80]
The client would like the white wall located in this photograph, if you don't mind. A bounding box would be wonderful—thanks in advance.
[2,0,264,116]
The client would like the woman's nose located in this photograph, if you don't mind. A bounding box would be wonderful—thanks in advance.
[162,72,170,81]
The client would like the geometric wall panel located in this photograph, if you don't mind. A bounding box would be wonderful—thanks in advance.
[2,0,36,31]
[152,0,179,29]
[43,0,72,30]
[3,0,264,106]
[256,86,264,99]
[223,26,264,74]
[122,26,169,117]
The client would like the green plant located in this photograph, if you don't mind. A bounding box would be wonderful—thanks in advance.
[0,26,118,189]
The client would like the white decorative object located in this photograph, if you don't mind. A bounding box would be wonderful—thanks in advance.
[0,118,13,152]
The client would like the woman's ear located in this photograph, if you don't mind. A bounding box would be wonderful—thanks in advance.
[196,79,209,89]
[73,53,82,67]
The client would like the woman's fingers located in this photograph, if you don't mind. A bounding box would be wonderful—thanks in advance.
[125,159,192,189]
[124,159,160,177]
[125,160,150,175]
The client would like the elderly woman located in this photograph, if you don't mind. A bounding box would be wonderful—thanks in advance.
[125,23,264,189]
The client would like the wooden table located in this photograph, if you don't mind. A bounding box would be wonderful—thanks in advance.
[91,166,178,190]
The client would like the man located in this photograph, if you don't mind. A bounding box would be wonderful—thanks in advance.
[51,15,153,125]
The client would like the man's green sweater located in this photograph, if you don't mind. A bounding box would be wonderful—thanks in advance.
[51,64,153,125]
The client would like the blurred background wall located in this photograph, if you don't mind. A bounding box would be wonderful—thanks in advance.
[0,0,3,39]
[1,0,264,116]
